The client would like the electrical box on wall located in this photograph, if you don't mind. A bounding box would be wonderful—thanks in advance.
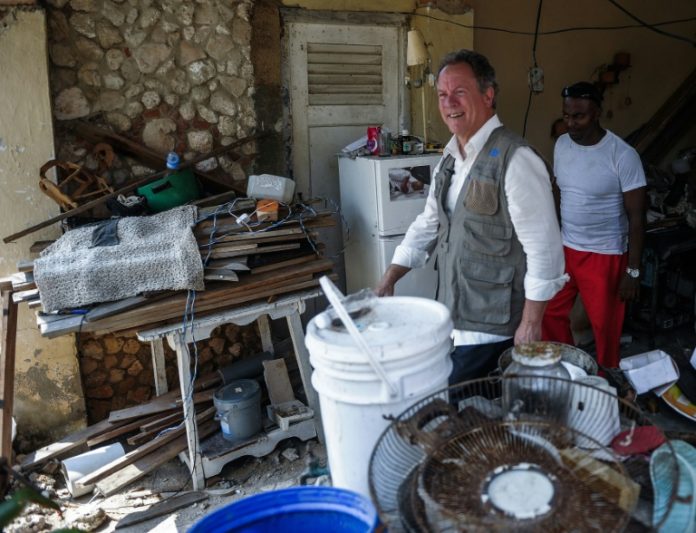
[528,67,544,93]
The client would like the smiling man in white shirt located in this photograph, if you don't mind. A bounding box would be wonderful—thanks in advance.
[376,50,567,384]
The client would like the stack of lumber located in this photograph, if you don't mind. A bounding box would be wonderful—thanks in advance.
[19,372,222,497]
[7,199,336,339]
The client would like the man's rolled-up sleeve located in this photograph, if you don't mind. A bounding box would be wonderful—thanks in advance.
[391,167,441,269]
[505,147,568,301]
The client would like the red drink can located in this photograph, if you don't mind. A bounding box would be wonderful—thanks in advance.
[366,126,380,155]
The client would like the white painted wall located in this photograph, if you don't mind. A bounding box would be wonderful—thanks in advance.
[0,8,86,445]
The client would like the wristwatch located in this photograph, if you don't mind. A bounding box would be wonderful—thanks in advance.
[626,267,640,279]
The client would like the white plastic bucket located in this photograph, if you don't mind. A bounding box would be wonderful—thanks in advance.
[305,296,453,497]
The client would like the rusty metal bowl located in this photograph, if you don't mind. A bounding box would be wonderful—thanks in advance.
[498,342,598,376]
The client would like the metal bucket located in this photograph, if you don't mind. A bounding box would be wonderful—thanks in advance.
[213,379,262,442]
[498,342,598,376]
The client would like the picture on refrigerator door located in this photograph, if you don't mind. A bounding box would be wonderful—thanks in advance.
[388,165,430,201]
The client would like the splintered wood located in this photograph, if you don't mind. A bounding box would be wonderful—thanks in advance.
[16,201,336,338]
[19,376,221,497]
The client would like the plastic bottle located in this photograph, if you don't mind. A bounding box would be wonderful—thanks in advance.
[136,151,200,212]
[166,151,180,172]
[400,129,413,155]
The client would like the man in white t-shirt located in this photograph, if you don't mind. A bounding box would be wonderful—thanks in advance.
[542,81,646,370]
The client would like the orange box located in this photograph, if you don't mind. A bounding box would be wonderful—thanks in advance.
[256,199,279,222]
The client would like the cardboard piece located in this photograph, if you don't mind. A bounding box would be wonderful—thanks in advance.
[619,350,679,395]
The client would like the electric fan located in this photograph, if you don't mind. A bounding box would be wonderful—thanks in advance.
[368,376,679,532]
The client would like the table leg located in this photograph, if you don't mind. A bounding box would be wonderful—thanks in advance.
[286,311,324,443]
[256,315,274,355]
[0,291,18,462]
[150,338,168,396]
[170,332,205,490]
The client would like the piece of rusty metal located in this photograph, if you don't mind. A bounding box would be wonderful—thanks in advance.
[38,160,114,211]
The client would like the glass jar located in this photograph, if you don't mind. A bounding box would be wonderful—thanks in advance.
[502,342,571,423]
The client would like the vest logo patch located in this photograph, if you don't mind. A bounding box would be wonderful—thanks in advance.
[489,148,500,157]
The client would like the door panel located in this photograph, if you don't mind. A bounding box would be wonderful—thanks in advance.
[287,20,403,294]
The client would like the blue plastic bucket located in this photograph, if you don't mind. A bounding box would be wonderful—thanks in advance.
[189,486,379,533]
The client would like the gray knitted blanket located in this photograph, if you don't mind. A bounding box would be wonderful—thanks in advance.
[35,206,204,312]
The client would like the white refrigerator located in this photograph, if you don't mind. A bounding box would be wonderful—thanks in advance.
[338,153,441,298]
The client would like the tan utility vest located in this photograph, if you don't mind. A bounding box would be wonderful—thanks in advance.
[433,126,529,335]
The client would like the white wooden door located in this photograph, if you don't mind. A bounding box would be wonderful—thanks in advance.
[286,21,403,292]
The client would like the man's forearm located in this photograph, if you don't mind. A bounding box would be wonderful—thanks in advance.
[514,299,548,345]
[375,264,411,296]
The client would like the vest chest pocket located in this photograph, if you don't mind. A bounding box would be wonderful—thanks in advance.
[461,219,512,256]
[457,260,514,325]
[464,178,499,215]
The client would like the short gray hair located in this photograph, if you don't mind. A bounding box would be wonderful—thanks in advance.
[437,49,499,108]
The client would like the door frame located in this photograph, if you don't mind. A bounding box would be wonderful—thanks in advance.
[280,8,410,196]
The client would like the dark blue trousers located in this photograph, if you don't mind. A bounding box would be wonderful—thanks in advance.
[448,338,514,385]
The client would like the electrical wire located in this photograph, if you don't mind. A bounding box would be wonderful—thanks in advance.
[606,0,696,47]
[411,12,696,43]
[522,0,544,138]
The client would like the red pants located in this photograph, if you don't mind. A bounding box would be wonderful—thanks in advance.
[542,246,627,369]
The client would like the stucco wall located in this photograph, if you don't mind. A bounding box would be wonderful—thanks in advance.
[0,8,86,449]
[471,0,696,159]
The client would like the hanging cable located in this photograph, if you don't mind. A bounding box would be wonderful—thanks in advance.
[411,12,696,44]
[522,0,544,138]
[606,0,696,47]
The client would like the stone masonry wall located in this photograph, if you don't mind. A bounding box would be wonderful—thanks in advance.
[79,323,261,423]
[46,0,256,183]
[44,0,262,421]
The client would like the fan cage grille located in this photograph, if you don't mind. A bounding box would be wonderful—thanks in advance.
[368,375,679,532]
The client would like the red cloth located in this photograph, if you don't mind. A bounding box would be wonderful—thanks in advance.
[542,246,627,369]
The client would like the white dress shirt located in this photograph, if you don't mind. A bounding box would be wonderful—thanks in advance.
[392,115,567,345]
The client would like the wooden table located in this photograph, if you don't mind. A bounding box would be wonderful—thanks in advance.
[137,289,324,490]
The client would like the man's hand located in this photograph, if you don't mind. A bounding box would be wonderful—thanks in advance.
[514,299,547,345]
[619,273,640,301]
[375,264,410,297]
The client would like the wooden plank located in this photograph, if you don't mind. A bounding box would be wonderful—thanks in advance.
[108,380,217,423]
[0,291,18,461]
[95,419,219,497]
[204,259,249,271]
[20,418,119,471]
[86,261,331,333]
[79,407,215,488]
[16,260,34,273]
[204,231,315,248]
[196,198,257,220]
[204,270,239,282]
[140,411,183,433]
[85,293,172,323]
[263,359,295,405]
[91,275,328,335]
[29,241,54,253]
[207,242,300,259]
[86,411,176,448]
[127,416,184,446]
[2,133,266,244]
[202,227,305,243]
[72,121,250,193]
[201,242,258,253]
[115,491,208,529]
[12,289,39,304]
[250,253,317,275]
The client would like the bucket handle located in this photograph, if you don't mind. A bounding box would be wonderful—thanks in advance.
[319,276,399,398]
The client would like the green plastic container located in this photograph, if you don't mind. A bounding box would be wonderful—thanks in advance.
[137,168,200,213]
